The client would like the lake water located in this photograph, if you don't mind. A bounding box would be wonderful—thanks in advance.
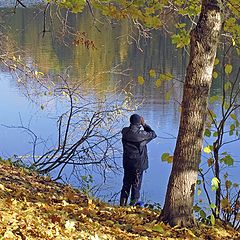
[0,3,239,205]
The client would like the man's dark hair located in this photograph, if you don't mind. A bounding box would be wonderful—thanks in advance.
[130,114,141,125]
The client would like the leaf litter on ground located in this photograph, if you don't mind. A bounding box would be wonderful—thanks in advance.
[0,161,239,240]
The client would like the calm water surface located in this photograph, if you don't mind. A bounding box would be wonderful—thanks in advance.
[0,4,239,204]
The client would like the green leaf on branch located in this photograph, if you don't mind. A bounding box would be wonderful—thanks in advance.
[175,23,186,29]
[212,71,218,79]
[208,110,217,119]
[236,120,240,127]
[223,172,228,179]
[224,102,230,110]
[193,204,201,212]
[221,155,234,166]
[171,29,190,48]
[178,8,188,15]
[210,214,215,226]
[197,188,201,196]
[204,129,211,137]
[225,180,232,189]
[230,124,235,131]
[145,7,155,15]
[145,16,162,28]
[55,0,86,13]
[196,180,201,185]
[230,113,237,120]
[213,132,218,137]
[234,183,239,188]
[229,123,236,136]
[224,82,232,92]
[209,95,219,103]
[221,151,228,155]
[200,210,206,219]
[161,152,169,161]
[214,58,220,65]
[161,153,173,163]
[210,204,216,210]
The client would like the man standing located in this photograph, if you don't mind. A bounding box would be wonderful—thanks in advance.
[120,114,157,206]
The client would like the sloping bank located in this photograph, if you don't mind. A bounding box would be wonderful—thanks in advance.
[0,160,239,240]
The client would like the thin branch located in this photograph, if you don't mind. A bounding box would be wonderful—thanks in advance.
[15,0,27,8]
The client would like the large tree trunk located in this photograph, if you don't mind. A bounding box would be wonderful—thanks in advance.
[159,0,222,227]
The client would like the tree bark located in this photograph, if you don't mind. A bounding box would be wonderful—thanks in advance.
[159,0,222,227]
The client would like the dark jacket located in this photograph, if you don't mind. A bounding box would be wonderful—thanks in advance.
[122,124,157,171]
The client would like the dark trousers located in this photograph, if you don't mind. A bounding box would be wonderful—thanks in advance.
[120,169,143,205]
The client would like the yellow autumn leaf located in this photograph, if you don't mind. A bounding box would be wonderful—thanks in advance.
[0,156,239,239]
[203,146,212,154]
[232,38,236,46]
[62,200,70,206]
[90,234,101,240]
[137,76,145,85]
[0,183,5,190]
[155,78,162,88]
[211,177,220,191]
[185,228,197,237]
[225,64,233,74]
[4,230,15,239]
[164,73,173,81]
[165,91,171,101]
[65,219,76,231]
[149,69,156,77]
[159,73,173,81]
[152,224,164,233]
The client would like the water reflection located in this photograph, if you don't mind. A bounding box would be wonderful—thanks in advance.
[0,5,239,204]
